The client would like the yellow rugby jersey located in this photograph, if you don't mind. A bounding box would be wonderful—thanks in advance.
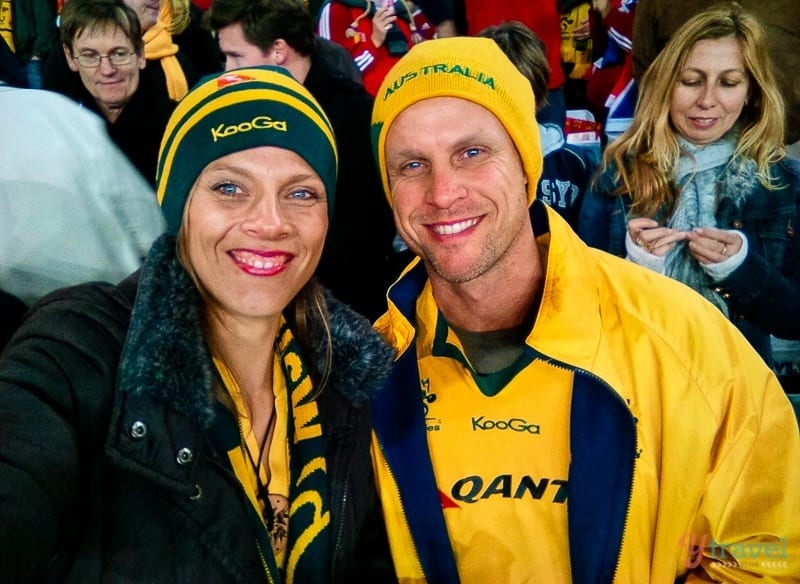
[416,284,574,583]
[374,204,800,583]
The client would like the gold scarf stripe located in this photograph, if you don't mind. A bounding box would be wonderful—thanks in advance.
[287,459,331,580]
[277,324,324,442]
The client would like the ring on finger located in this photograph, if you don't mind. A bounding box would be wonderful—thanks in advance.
[722,244,728,256]
[636,238,643,247]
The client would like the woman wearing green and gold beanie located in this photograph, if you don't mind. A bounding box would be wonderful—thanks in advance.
[0,66,395,583]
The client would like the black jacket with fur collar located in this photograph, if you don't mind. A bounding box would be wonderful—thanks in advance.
[0,234,396,583]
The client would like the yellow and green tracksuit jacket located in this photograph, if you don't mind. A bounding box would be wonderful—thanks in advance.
[371,201,800,583]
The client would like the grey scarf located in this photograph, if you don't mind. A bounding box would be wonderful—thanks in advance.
[665,133,738,316]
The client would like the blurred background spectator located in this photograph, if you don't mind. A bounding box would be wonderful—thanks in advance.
[633,0,800,146]
[454,0,567,128]
[577,5,800,388]
[316,0,437,97]
[45,0,222,102]
[51,0,177,185]
[478,20,594,228]
[0,0,59,88]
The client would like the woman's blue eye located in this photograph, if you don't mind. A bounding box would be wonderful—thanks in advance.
[286,188,321,205]
[464,147,481,158]
[216,182,240,196]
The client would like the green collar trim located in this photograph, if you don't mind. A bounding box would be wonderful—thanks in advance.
[431,311,533,397]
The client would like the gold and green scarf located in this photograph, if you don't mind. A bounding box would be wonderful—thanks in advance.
[210,319,331,583]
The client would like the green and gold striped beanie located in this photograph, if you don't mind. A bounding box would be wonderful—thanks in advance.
[371,36,542,206]
[156,66,338,235]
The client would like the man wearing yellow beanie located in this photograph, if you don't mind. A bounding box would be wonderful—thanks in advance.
[368,37,800,583]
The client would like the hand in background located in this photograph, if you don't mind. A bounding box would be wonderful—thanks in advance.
[686,227,743,265]
[628,217,687,257]
[371,6,398,48]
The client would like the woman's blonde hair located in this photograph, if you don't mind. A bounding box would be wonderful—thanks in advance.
[162,0,191,35]
[603,3,785,216]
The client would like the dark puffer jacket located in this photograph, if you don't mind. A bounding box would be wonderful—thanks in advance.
[0,234,396,583]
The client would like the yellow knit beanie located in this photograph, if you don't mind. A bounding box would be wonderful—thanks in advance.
[371,36,543,205]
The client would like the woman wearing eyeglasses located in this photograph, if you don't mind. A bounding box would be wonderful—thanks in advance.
[57,0,177,185]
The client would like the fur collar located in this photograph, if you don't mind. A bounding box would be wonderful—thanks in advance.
[117,234,394,428]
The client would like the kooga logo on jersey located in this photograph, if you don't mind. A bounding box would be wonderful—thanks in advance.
[471,416,540,434]
[211,116,288,142]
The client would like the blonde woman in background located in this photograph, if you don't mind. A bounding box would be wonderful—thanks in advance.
[577,4,800,384]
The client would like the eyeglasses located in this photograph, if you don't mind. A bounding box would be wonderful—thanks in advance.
[73,49,136,68]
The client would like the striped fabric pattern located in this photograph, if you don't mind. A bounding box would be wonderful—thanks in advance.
[156,66,338,234]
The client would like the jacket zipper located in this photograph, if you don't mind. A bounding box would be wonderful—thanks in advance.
[579,365,636,584]
[329,411,354,580]
[528,351,637,583]
[374,436,426,579]
[330,470,349,579]
[235,417,275,584]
